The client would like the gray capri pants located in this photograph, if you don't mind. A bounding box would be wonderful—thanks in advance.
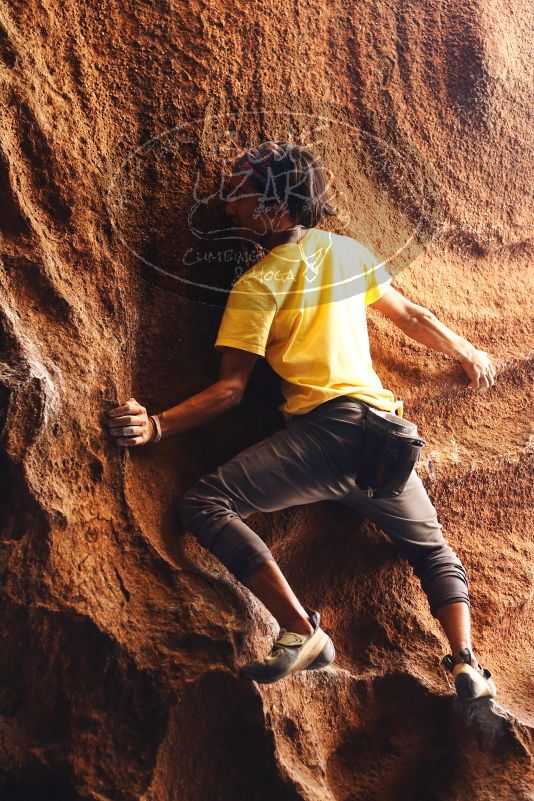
[178,396,470,618]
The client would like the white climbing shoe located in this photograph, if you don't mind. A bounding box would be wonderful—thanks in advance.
[442,647,497,700]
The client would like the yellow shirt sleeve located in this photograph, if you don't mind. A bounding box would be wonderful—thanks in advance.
[359,244,393,306]
[214,273,278,357]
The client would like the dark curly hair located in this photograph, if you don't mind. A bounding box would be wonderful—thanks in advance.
[230,140,338,228]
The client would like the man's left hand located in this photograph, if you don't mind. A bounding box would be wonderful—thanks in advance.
[458,349,497,390]
[105,397,154,446]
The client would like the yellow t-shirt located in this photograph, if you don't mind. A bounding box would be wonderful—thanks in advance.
[214,228,404,421]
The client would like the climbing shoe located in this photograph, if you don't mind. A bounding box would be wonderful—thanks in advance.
[442,647,497,700]
[239,608,335,684]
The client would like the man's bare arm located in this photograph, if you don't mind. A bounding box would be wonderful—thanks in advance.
[106,347,259,446]
[369,285,497,389]
[158,346,259,438]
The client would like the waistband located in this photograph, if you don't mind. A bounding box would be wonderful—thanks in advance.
[285,395,401,425]
[292,395,371,420]
[310,396,391,415]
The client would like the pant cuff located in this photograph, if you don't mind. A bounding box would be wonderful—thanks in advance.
[431,597,471,619]
[236,552,276,585]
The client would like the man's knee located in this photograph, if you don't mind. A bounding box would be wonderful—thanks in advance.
[178,480,274,583]
[178,485,203,531]
[178,476,231,544]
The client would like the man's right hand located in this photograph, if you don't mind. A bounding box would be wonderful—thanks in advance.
[106,397,155,447]
[458,349,497,390]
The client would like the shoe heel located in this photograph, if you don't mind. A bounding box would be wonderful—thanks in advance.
[304,638,335,670]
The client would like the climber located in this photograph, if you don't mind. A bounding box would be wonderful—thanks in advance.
[105,140,497,701]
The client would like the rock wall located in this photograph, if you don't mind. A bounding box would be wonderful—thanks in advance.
[0,0,532,799]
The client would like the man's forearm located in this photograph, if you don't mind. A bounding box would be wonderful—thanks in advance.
[157,381,241,439]
[398,307,476,362]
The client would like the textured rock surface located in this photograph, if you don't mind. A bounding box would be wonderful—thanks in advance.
[0,1,533,799]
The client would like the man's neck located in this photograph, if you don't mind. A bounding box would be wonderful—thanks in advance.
[260,225,308,252]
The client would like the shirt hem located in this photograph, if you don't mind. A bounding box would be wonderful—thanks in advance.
[214,339,266,357]
[281,394,404,421]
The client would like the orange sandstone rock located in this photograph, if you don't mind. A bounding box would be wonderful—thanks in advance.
[0,0,532,799]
